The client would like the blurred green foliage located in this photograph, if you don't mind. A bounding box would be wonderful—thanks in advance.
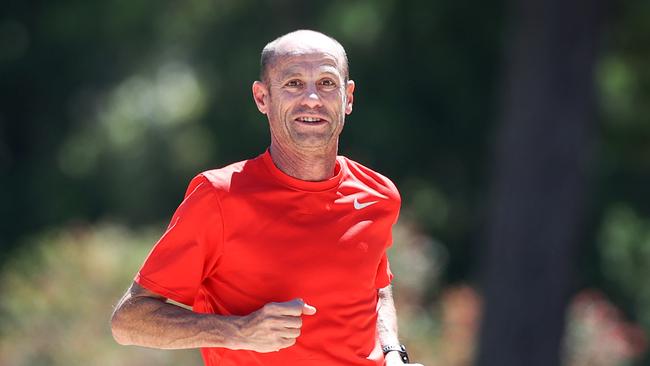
[599,206,650,331]
[0,224,202,365]
[1,0,650,364]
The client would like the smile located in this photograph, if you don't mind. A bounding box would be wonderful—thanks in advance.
[295,116,328,125]
[298,117,322,122]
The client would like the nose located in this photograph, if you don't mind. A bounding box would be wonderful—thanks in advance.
[300,85,323,109]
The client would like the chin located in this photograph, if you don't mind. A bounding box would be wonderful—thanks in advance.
[290,134,334,148]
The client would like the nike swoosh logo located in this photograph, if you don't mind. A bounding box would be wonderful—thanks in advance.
[354,198,379,210]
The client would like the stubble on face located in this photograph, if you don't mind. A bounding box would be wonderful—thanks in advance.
[265,49,349,153]
[253,30,355,180]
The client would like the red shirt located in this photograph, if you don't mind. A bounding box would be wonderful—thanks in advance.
[135,150,401,366]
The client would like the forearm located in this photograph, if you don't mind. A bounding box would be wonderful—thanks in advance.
[111,282,312,352]
[111,285,240,349]
[378,285,417,364]
[376,284,400,347]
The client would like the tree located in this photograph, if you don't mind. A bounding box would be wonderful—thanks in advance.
[476,0,604,365]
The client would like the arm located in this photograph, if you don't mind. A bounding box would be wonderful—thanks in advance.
[377,285,423,366]
[110,282,315,352]
[377,285,399,347]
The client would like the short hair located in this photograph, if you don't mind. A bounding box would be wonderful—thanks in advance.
[260,30,349,83]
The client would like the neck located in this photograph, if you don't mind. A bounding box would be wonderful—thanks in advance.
[269,142,338,181]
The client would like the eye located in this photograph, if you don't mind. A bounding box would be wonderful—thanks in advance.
[285,79,303,88]
[319,78,337,88]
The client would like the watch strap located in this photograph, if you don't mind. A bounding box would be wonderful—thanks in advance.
[382,344,410,363]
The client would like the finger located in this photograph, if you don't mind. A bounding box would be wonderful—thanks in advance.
[279,315,302,329]
[279,327,301,338]
[279,337,297,349]
[302,302,317,315]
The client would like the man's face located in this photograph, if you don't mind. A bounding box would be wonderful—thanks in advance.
[253,49,354,152]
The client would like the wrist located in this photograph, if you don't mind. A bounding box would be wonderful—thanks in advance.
[382,344,410,364]
[384,350,405,364]
[199,313,244,349]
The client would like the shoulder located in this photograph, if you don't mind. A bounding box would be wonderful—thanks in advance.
[340,156,401,203]
[184,154,265,198]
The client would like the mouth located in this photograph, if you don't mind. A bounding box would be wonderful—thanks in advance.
[294,116,328,126]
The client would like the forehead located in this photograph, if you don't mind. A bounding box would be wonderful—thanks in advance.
[270,51,344,78]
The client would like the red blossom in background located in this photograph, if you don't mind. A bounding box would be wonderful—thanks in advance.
[423,286,647,366]
[563,289,647,366]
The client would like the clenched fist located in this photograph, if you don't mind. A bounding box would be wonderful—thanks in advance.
[229,299,317,352]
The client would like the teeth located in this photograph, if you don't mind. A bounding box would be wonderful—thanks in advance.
[299,117,321,122]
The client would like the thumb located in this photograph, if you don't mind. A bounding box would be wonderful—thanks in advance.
[302,303,317,315]
[297,299,317,315]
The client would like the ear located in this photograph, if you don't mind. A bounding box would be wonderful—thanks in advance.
[252,81,269,114]
[345,80,355,115]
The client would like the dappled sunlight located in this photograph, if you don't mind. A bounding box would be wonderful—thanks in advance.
[99,61,207,147]
[57,60,212,181]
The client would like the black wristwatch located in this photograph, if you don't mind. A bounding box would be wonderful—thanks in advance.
[382,344,410,363]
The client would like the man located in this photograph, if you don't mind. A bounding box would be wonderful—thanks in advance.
[111,29,421,366]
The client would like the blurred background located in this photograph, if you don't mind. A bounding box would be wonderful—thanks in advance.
[1,0,649,365]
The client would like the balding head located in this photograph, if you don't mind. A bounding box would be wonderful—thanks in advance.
[260,30,349,83]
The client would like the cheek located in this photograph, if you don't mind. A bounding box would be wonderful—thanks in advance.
[323,91,344,107]
[268,97,287,115]
[276,94,299,112]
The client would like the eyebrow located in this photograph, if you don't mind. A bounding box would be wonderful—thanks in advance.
[279,67,341,81]
[280,70,304,79]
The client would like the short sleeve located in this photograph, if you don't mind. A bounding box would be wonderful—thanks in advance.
[135,175,223,306]
[374,252,394,289]
[374,223,396,289]
[374,195,399,289]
